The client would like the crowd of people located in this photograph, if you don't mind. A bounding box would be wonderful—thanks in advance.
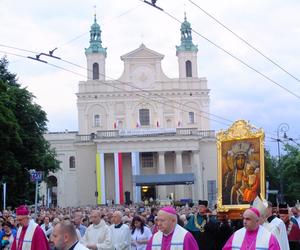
[0,198,299,250]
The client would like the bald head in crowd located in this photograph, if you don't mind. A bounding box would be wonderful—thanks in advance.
[90,210,102,225]
[52,221,79,250]
[112,211,123,225]
[243,208,260,231]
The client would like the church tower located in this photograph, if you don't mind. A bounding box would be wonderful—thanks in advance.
[85,14,107,81]
[176,13,198,79]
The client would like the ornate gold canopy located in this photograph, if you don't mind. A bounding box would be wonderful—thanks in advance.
[217,120,264,142]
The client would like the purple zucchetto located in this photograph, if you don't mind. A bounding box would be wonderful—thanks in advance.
[160,206,177,215]
[249,207,260,218]
[16,205,30,216]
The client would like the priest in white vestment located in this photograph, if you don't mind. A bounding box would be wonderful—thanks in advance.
[110,211,131,250]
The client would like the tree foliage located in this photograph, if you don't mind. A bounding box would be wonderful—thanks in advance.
[265,149,279,189]
[0,57,59,208]
[281,144,300,204]
[265,144,300,205]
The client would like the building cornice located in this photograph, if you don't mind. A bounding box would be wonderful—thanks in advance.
[76,89,210,100]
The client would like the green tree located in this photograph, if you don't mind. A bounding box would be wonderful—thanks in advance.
[0,57,59,208]
[265,149,280,189]
[281,144,300,204]
[264,149,280,203]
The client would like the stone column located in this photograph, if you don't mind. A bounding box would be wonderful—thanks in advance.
[175,151,184,200]
[131,152,141,203]
[157,151,167,200]
[114,152,124,205]
[192,150,201,201]
[96,151,106,205]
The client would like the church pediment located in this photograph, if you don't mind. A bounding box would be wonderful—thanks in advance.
[121,44,164,61]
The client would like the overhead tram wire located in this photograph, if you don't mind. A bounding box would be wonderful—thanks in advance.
[0,50,30,60]
[1,11,298,139]
[0,49,285,143]
[58,57,233,124]
[0,44,38,54]
[56,58,231,126]
[2,48,291,138]
[48,65,231,127]
[188,0,300,83]
[139,0,300,100]
[0,43,232,125]
[1,47,289,137]
[1,5,143,56]
[3,42,229,123]
[0,48,231,127]
[0,54,292,140]
[54,4,142,51]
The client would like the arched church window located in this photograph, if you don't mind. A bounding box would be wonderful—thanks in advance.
[185,60,192,77]
[94,114,101,127]
[93,63,99,80]
[69,156,75,168]
[139,109,150,126]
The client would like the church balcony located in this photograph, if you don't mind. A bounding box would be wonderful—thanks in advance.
[75,127,215,142]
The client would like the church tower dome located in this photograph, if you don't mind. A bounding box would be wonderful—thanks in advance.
[85,14,107,81]
[176,13,198,79]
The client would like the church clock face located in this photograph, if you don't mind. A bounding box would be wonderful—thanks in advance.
[132,66,154,87]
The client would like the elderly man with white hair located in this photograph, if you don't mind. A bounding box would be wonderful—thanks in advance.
[223,207,280,250]
[81,210,112,250]
[146,206,198,250]
[110,211,131,250]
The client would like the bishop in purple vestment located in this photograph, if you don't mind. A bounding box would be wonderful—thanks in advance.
[146,206,198,250]
[223,208,280,250]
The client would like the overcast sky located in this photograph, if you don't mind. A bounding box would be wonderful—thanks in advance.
[0,0,299,156]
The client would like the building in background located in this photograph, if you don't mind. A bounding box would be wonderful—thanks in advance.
[43,14,217,207]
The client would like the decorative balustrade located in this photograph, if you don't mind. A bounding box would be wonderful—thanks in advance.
[75,128,215,142]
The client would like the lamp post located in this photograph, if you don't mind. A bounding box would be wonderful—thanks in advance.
[0,181,6,210]
[276,123,289,203]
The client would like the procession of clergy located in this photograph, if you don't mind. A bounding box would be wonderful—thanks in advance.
[2,197,300,250]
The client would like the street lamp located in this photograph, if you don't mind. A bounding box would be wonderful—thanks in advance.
[0,181,6,210]
[276,123,289,203]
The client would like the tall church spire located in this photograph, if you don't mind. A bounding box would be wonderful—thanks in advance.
[176,13,198,78]
[85,14,107,56]
[85,13,107,81]
[176,13,198,53]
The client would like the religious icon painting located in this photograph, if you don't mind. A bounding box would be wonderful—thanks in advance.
[216,120,265,212]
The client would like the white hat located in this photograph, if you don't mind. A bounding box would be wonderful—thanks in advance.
[252,196,268,218]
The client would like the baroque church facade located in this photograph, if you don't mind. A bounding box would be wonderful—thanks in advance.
[43,15,217,207]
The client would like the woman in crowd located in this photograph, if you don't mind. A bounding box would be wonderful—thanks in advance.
[130,216,152,250]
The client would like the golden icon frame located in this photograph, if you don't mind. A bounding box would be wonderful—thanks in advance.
[216,120,265,212]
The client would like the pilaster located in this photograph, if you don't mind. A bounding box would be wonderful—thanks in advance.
[157,151,167,199]
[192,150,201,201]
[175,151,184,200]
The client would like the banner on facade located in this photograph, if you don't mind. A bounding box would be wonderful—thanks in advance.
[119,128,176,136]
